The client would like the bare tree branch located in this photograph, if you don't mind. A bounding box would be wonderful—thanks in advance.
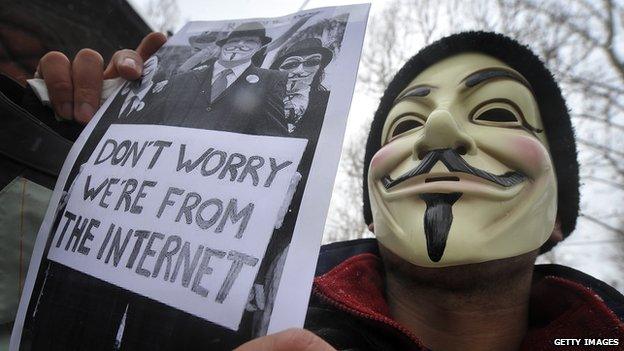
[581,213,624,236]
[602,0,624,81]
[584,175,624,190]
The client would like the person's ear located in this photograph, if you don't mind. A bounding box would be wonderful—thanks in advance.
[548,218,563,244]
[368,223,375,233]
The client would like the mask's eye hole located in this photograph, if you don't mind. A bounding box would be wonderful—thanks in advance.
[388,114,425,141]
[476,108,517,122]
[471,101,522,127]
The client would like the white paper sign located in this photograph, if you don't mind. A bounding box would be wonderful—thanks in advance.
[47,124,306,329]
[12,4,369,350]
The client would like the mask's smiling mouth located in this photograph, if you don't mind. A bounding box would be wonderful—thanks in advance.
[425,176,460,183]
[381,148,527,190]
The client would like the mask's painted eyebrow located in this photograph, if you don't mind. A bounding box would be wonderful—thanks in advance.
[392,85,432,106]
[461,68,531,91]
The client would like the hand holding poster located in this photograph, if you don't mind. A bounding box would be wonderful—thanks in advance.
[12,4,369,350]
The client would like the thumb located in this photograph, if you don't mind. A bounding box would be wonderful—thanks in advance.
[233,328,335,351]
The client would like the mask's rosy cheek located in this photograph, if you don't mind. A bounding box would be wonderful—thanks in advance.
[369,148,388,178]
[370,141,405,178]
[509,135,552,176]
[370,147,387,169]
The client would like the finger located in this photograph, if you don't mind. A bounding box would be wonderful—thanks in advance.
[39,51,73,119]
[104,49,144,80]
[102,32,166,80]
[136,32,168,60]
[72,48,104,124]
[233,329,336,351]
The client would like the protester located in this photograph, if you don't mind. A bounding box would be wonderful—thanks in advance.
[302,31,624,350]
[271,37,332,134]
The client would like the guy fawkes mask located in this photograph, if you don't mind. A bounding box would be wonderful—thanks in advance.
[368,52,558,267]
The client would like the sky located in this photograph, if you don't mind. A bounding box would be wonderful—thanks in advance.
[128,0,384,25]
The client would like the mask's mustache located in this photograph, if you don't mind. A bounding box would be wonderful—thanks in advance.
[382,149,526,190]
[288,72,312,79]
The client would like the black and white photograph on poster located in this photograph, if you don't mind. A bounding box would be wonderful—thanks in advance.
[11,4,369,350]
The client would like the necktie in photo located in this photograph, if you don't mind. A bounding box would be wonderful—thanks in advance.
[120,95,138,118]
[210,68,233,102]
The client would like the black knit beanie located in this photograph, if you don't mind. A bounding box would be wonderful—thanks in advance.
[362,31,579,252]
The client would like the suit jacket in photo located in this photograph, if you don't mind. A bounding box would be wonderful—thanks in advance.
[144,59,289,136]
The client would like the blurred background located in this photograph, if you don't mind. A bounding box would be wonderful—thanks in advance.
[1,0,623,292]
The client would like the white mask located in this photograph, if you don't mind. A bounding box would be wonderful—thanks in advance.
[368,53,558,267]
[219,36,261,63]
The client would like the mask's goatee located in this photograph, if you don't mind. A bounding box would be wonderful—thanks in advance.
[418,193,462,262]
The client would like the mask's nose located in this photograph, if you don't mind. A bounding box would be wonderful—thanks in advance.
[414,109,477,159]
[292,64,305,75]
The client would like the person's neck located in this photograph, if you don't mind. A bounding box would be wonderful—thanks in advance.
[217,58,251,69]
[380,245,537,351]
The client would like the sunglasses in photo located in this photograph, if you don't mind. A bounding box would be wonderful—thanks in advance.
[279,57,323,70]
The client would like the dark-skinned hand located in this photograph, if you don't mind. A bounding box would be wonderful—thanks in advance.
[37,32,167,124]
[234,328,336,351]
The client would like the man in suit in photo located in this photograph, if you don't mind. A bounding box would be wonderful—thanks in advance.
[93,54,162,123]
[271,37,332,136]
[149,22,288,136]
[114,54,160,120]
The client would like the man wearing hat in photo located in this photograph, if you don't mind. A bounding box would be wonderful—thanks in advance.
[268,37,333,209]
[148,21,289,136]
[271,37,333,135]
[177,30,223,73]
[189,30,218,53]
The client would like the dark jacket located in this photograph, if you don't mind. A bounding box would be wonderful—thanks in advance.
[142,60,288,136]
[0,74,81,190]
[0,74,83,345]
[307,239,624,351]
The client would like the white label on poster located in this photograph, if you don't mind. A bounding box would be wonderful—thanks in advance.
[47,124,306,330]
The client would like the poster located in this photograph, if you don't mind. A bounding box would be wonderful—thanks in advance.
[11,4,369,350]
